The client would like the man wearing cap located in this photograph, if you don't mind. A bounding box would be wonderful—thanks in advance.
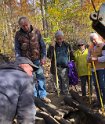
[74,39,92,98]
[47,30,74,94]
[15,16,51,103]
[0,57,38,124]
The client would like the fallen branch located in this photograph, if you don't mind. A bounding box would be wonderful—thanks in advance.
[64,95,105,124]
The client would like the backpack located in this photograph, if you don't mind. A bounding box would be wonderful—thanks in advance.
[68,60,78,85]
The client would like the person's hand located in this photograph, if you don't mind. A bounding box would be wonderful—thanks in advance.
[41,58,46,65]
[51,41,55,47]
[87,57,92,63]
[91,56,98,61]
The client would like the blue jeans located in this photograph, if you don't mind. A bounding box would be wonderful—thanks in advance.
[80,75,92,96]
[92,69,105,104]
[33,60,47,98]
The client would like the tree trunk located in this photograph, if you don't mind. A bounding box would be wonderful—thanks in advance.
[40,0,48,37]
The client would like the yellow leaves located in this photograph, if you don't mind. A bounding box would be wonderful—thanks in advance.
[54,0,59,4]
[48,7,61,17]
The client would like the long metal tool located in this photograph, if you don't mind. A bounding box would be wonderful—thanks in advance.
[54,49,60,97]
[92,61,104,113]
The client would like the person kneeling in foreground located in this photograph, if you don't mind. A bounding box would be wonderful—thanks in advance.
[0,57,38,124]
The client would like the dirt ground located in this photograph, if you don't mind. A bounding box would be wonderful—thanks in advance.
[44,59,97,110]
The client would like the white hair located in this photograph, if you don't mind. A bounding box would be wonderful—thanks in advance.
[90,32,99,41]
[18,16,29,25]
[55,30,64,37]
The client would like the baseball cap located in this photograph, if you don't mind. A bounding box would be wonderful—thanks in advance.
[15,57,39,70]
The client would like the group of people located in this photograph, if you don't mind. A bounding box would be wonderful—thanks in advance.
[88,33,105,107]
[0,16,105,124]
[0,16,50,124]
[74,32,105,109]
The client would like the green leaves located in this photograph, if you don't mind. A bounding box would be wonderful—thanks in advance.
[44,37,51,44]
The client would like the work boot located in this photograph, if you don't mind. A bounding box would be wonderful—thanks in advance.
[41,97,51,103]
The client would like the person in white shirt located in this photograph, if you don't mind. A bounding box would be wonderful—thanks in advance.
[88,32,105,108]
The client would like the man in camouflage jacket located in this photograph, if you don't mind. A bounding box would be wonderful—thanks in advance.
[15,17,51,103]
[0,57,38,124]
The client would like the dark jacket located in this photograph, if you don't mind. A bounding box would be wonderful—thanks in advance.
[15,25,46,61]
[0,63,35,124]
[47,41,74,74]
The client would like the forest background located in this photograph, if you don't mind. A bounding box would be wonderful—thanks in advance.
[0,0,104,57]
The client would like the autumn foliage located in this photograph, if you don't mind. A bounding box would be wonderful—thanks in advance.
[0,0,104,55]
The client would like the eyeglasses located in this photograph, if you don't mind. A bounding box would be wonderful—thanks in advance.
[78,44,84,47]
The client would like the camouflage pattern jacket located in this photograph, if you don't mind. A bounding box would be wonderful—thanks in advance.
[15,25,46,61]
[0,63,35,124]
